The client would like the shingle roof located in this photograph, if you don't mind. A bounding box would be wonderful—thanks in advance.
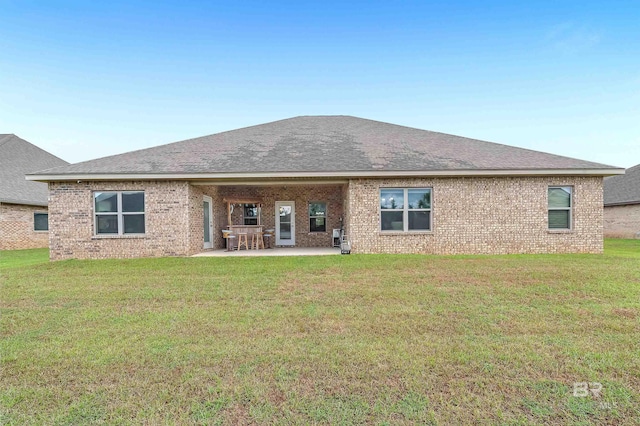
[604,164,640,206]
[29,116,619,179]
[0,134,69,206]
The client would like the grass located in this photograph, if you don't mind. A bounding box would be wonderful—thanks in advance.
[1,240,639,424]
[0,248,48,270]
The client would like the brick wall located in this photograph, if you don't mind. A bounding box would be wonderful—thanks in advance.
[347,176,604,254]
[48,177,604,259]
[604,204,640,238]
[0,203,49,250]
[48,181,346,260]
[49,181,193,260]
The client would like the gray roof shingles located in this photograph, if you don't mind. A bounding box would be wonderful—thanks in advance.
[0,134,69,206]
[29,116,618,177]
[604,164,640,206]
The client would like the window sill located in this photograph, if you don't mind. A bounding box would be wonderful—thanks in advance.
[378,231,433,236]
[34,230,49,233]
[92,234,147,239]
[308,232,327,235]
[547,229,573,234]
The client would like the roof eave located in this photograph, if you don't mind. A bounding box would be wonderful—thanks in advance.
[0,198,48,207]
[604,200,640,207]
[26,168,626,182]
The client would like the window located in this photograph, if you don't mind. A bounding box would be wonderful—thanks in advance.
[94,191,145,235]
[548,186,572,230]
[243,204,258,225]
[309,202,327,232]
[34,213,48,231]
[380,188,431,232]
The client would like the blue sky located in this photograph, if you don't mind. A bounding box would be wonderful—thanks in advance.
[1,0,639,167]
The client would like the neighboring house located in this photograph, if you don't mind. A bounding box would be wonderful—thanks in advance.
[27,116,623,260]
[0,134,69,250]
[604,164,640,238]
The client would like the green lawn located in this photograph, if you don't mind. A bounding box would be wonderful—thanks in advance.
[0,248,49,270]
[1,241,639,425]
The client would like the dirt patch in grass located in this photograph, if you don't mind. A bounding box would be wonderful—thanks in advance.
[611,308,637,319]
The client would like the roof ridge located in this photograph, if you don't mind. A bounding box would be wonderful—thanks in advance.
[1,134,69,165]
[31,117,313,172]
[24,116,623,179]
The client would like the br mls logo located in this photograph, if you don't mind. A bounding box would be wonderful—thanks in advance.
[573,382,603,398]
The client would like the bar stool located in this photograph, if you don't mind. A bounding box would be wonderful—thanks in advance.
[263,229,274,248]
[252,230,264,249]
[222,230,236,251]
[237,232,249,250]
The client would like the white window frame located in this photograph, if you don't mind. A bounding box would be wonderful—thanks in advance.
[308,201,327,233]
[548,186,573,230]
[33,212,48,231]
[94,191,145,236]
[380,188,432,232]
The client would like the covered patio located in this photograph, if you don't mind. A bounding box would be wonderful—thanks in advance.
[195,182,347,252]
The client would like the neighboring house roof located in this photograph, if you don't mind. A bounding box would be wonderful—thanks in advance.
[604,164,640,206]
[0,134,69,206]
[27,116,622,181]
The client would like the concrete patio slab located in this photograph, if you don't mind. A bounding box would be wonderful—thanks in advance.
[192,247,342,257]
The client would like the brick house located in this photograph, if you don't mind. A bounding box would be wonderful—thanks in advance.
[604,164,640,238]
[26,116,623,260]
[0,134,69,250]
